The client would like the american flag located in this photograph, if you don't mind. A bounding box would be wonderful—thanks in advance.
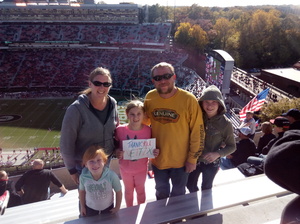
[239,88,270,121]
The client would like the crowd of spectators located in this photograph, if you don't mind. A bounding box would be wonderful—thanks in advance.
[231,68,288,102]
[0,6,140,23]
[0,48,206,98]
[0,23,171,45]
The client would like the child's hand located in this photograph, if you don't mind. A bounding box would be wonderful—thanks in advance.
[153,148,159,157]
[110,207,120,214]
[80,206,86,217]
[116,149,124,159]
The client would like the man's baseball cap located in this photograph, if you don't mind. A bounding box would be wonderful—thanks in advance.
[270,116,290,128]
[282,108,300,120]
[238,127,252,136]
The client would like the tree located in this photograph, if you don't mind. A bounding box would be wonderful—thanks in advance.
[174,22,208,53]
[188,24,208,53]
[213,17,232,49]
[259,98,300,122]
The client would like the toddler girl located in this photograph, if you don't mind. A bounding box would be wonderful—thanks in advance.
[79,145,122,217]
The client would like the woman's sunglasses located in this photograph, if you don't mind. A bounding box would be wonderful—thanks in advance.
[152,73,174,82]
[92,81,112,87]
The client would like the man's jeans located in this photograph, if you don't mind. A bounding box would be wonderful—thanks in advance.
[152,165,189,200]
[220,157,236,170]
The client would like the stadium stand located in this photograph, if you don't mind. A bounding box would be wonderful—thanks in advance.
[0,171,294,223]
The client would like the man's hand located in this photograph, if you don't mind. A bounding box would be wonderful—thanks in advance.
[185,161,196,173]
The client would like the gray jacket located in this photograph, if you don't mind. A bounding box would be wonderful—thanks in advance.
[60,94,118,173]
[198,85,236,162]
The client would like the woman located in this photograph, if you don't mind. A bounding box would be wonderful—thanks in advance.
[186,85,236,192]
[60,67,119,185]
[256,121,276,154]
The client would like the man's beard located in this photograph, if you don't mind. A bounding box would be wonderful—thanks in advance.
[157,85,173,95]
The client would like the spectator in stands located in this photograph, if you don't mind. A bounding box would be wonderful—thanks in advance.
[60,67,119,185]
[256,121,276,154]
[79,145,122,217]
[186,85,236,192]
[264,130,300,224]
[220,127,256,170]
[15,159,68,204]
[115,100,159,207]
[144,62,204,200]
[282,108,300,130]
[247,117,290,167]
[0,170,21,208]
[239,111,256,139]
[262,117,290,155]
[0,171,19,208]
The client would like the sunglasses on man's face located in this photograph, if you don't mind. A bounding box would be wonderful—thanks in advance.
[92,81,112,87]
[152,73,174,82]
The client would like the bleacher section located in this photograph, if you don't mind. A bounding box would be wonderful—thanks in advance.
[0,23,171,46]
[0,4,142,23]
[0,48,202,96]
[0,170,293,224]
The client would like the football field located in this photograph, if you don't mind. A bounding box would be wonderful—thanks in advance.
[0,98,74,150]
[0,97,128,151]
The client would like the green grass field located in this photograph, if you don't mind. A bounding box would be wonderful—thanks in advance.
[0,98,75,150]
[0,97,128,151]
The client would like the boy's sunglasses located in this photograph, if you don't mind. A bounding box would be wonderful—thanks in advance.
[92,81,112,87]
[152,73,174,82]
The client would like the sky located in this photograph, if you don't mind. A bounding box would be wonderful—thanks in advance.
[101,0,299,7]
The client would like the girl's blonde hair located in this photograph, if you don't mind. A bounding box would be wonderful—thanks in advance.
[80,67,112,95]
[125,100,145,114]
[82,145,108,166]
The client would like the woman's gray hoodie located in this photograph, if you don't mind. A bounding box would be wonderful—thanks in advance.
[198,85,236,162]
[60,94,118,174]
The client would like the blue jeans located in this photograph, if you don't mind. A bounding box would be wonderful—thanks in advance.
[247,154,266,166]
[220,157,236,170]
[186,160,220,192]
[152,165,189,200]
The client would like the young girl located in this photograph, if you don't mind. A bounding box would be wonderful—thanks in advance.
[79,145,122,217]
[115,100,159,207]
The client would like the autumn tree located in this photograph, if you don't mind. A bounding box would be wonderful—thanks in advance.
[213,17,233,50]
[259,97,300,122]
[174,22,208,53]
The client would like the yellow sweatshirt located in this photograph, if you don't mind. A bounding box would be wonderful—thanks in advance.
[144,88,205,169]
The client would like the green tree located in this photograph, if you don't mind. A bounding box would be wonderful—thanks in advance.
[174,22,208,53]
[259,97,300,122]
[188,24,208,53]
[213,17,232,49]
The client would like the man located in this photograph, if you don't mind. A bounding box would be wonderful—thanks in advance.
[262,116,290,155]
[220,127,256,170]
[239,111,256,139]
[282,108,300,130]
[264,130,300,224]
[15,159,68,204]
[144,62,205,200]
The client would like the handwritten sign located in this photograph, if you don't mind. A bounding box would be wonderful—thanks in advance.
[122,138,156,160]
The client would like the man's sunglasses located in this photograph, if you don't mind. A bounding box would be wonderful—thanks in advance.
[152,73,174,82]
[92,81,112,87]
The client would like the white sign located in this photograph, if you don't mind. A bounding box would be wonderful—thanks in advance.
[122,138,156,160]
